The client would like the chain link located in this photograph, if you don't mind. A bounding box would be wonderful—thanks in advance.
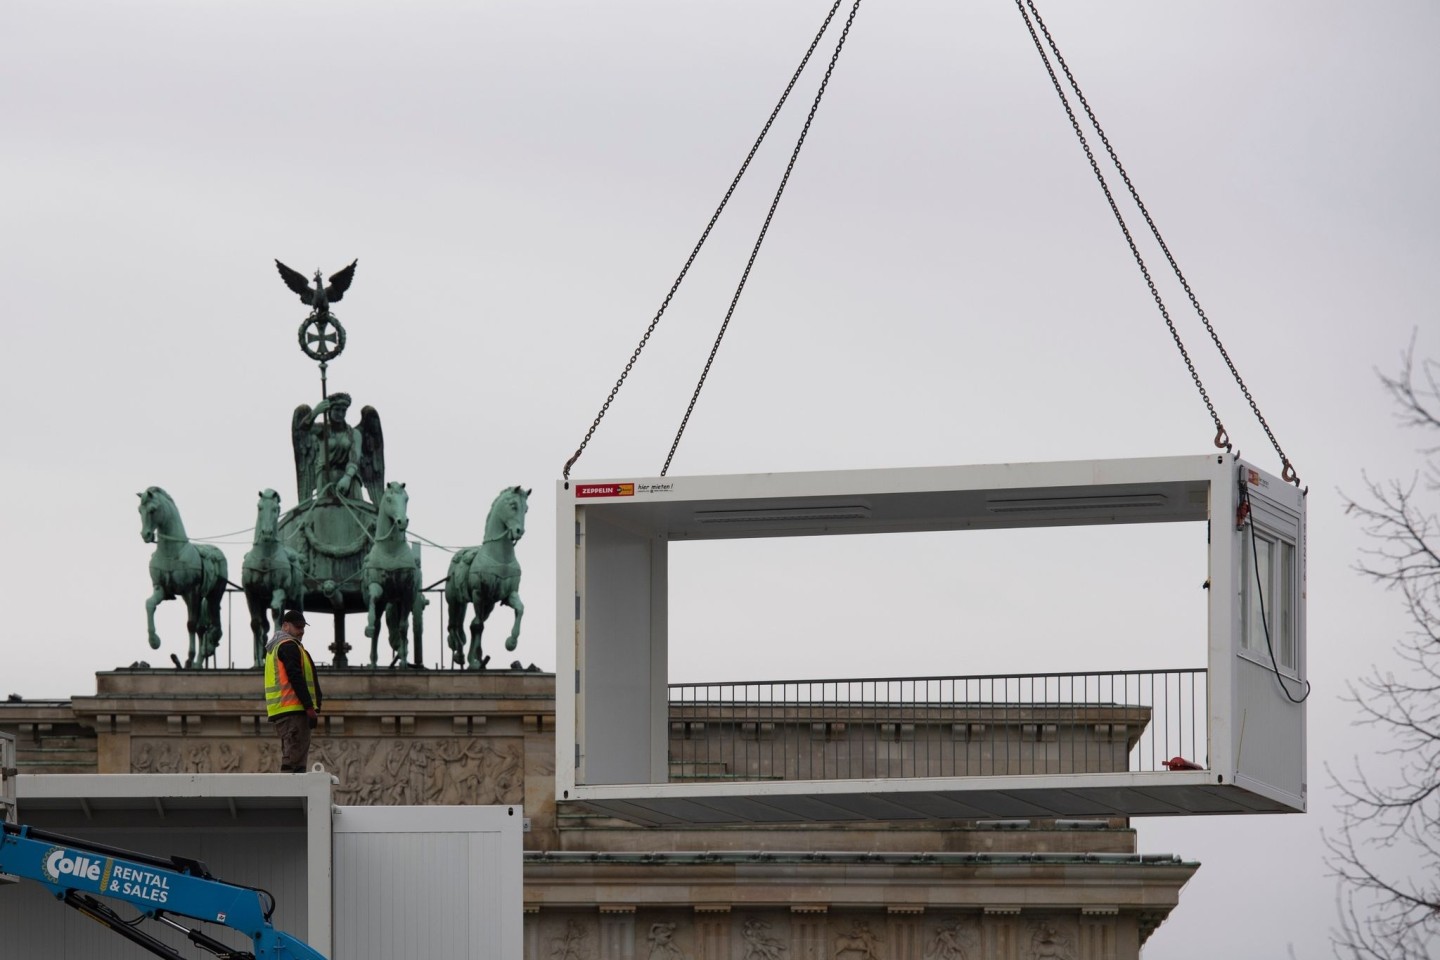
[564,1,1296,484]
[662,0,865,476]
[562,0,849,480]
[1019,0,1298,485]
[1014,1,1228,450]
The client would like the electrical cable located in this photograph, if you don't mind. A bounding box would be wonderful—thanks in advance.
[156,532,253,546]
[1239,477,1310,703]
[403,530,457,554]
[159,525,257,544]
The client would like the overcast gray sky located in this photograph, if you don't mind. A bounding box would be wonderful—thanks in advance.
[4,1,1438,956]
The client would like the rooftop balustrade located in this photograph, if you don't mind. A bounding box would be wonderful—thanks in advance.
[667,669,1206,784]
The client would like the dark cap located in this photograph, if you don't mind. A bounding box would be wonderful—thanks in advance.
[281,610,308,627]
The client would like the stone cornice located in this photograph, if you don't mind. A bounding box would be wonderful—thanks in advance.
[66,670,555,724]
[522,856,1198,911]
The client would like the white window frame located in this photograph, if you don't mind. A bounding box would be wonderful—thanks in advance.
[1238,517,1302,681]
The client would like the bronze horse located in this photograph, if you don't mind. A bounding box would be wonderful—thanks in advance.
[138,486,228,668]
[446,486,529,669]
[242,489,306,666]
[362,482,421,667]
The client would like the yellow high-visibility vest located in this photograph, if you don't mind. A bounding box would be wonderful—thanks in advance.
[263,636,317,719]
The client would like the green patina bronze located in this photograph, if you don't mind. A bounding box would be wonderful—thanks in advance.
[136,261,557,670]
[138,486,229,668]
[362,481,423,667]
[242,489,306,665]
[446,486,530,669]
[273,414,383,667]
[275,259,356,378]
[275,396,397,667]
[291,394,384,505]
[266,259,418,667]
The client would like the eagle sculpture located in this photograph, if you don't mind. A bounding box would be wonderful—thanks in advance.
[275,259,357,319]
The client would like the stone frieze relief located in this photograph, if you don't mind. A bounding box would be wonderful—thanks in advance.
[130,736,524,806]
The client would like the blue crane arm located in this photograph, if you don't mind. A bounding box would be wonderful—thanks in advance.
[1,821,326,960]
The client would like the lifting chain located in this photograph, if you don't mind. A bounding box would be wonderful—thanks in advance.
[562,0,851,481]
[662,0,865,477]
[1016,0,1300,485]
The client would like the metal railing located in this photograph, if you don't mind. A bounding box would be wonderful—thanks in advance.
[215,584,462,670]
[668,669,1207,782]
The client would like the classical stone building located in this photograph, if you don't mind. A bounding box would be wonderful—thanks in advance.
[1,668,1196,958]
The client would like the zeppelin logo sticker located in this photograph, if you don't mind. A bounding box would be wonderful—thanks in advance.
[576,483,634,498]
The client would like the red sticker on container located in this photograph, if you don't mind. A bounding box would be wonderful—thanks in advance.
[576,483,634,498]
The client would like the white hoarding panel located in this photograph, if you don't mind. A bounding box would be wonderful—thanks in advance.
[332,804,523,960]
[0,733,13,884]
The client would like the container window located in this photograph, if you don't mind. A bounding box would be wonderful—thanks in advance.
[1240,530,1298,674]
[1278,540,1296,670]
[1241,534,1273,654]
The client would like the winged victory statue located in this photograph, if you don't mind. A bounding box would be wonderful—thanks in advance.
[291,394,385,505]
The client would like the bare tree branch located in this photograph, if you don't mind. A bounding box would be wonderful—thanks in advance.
[1331,333,1440,959]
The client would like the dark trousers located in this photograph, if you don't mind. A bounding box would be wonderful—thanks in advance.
[274,712,312,772]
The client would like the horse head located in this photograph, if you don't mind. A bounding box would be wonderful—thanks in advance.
[137,486,176,544]
[375,481,409,541]
[485,486,531,546]
[254,489,282,542]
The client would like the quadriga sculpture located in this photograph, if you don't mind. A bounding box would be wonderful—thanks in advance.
[362,481,421,667]
[138,486,228,668]
[242,489,306,665]
[446,486,529,669]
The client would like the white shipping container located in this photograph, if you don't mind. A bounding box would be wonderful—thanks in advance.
[332,805,523,960]
[557,454,1308,823]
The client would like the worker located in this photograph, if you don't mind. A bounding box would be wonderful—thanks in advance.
[263,610,323,772]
